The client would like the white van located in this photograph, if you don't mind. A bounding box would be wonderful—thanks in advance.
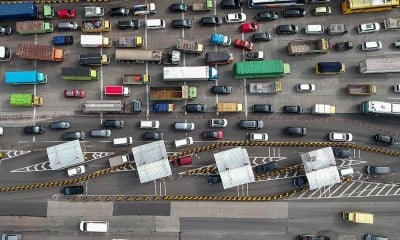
[174,137,193,148]
[140,120,160,129]
[339,167,354,176]
[80,221,108,232]
[146,19,165,29]
[305,24,324,35]
[113,137,133,147]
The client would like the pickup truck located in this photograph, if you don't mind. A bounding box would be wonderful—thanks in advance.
[335,41,353,51]
[84,6,104,17]
[133,3,156,15]
[234,39,253,51]
[245,51,264,61]
[153,103,174,113]
[116,36,143,48]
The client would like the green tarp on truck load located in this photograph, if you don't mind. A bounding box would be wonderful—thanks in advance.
[233,60,290,78]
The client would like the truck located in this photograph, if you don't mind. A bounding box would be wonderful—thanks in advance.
[62,67,98,81]
[153,103,175,113]
[104,86,130,97]
[133,3,156,15]
[217,103,243,113]
[327,23,348,35]
[210,33,231,46]
[0,2,54,20]
[287,39,329,56]
[347,84,376,95]
[311,104,336,115]
[84,6,104,17]
[176,39,204,54]
[150,86,197,101]
[79,53,110,66]
[192,0,213,11]
[233,60,291,78]
[123,74,151,85]
[16,44,64,62]
[0,46,11,62]
[248,82,282,93]
[109,154,130,168]
[360,100,400,115]
[10,94,43,107]
[205,51,234,65]
[116,36,143,48]
[5,71,47,85]
[53,35,73,45]
[83,100,142,113]
[359,57,400,74]
[163,66,218,81]
[81,19,111,32]
[245,51,264,61]
[16,20,53,34]
[335,41,353,51]
[316,62,346,74]
[341,211,374,224]
[80,35,111,48]
[382,17,400,30]
[115,49,180,64]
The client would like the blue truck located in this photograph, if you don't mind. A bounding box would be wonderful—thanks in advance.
[53,35,73,45]
[152,103,175,112]
[210,33,231,46]
[5,71,47,85]
[0,2,38,20]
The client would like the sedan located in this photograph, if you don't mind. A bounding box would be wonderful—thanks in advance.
[202,131,223,140]
[62,185,84,195]
[64,89,85,98]
[24,125,45,135]
[239,120,264,130]
[64,131,85,140]
[171,19,192,29]
[361,41,382,51]
[239,22,258,33]
[200,16,223,26]
[252,32,272,42]
[296,83,316,92]
[211,85,232,94]
[284,127,306,136]
[109,7,130,17]
[186,104,207,113]
[225,13,246,23]
[255,11,278,21]
[57,9,76,19]
[0,25,12,35]
[142,132,164,141]
[50,121,71,129]
[282,8,305,17]
[252,104,275,113]
[170,3,187,12]
[357,22,380,33]
[276,24,298,34]
[283,105,303,113]
[329,132,353,142]
[374,134,395,145]
[209,118,228,128]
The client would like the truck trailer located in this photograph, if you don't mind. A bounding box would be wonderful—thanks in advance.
[5,71,47,85]
[116,36,143,48]
[342,211,374,224]
[360,100,400,115]
[83,100,142,113]
[16,44,64,62]
[109,154,130,168]
[248,82,282,93]
[10,94,43,106]
[311,104,336,115]
[150,86,197,101]
[115,49,180,64]
[122,74,151,85]
[233,60,290,78]
[79,53,110,66]
[287,39,329,56]
[152,103,175,113]
[0,2,54,20]
[80,35,111,48]
[163,66,217,81]
[0,46,12,62]
[81,19,111,32]
[104,86,130,97]
[216,103,243,113]
[62,67,98,81]
[176,39,204,54]
[347,84,376,95]
[359,57,400,74]
[16,20,53,34]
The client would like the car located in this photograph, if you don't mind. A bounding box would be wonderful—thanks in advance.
[282,8,305,18]
[57,9,76,19]
[365,165,390,174]
[171,19,192,28]
[335,41,353,51]
[329,132,353,142]
[50,121,70,129]
[293,176,308,188]
[57,21,78,31]
[90,129,111,138]
[118,20,140,30]
[202,131,223,140]
[0,127,3,136]
[374,134,395,145]
[239,120,264,130]
[174,122,195,131]
[109,7,130,17]
[296,234,329,240]
[296,83,316,92]
[63,89,85,98]
[252,32,272,42]
[249,133,268,142]
[211,85,232,94]
[234,39,254,51]
[283,105,303,113]
[361,41,382,51]
[200,16,223,26]
[67,165,86,177]
[254,162,278,174]
[0,25,12,35]
[170,3,187,12]
[276,24,298,34]
[252,104,275,113]
[62,185,84,195]
[255,11,278,21]
[364,234,388,240]
[209,119,228,128]
[394,40,400,48]
[239,22,258,33]
[312,6,331,16]
[142,131,164,141]
[208,175,222,184]
[245,51,264,60]
[103,119,124,128]
[225,13,246,23]
[357,22,380,33]
[284,127,306,136]
[186,104,207,113]
[333,148,351,158]
[394,84,400,92]
[24,125,45,135]
[221,0,243,9]
[1,233,21,240]
[63,131,85,140]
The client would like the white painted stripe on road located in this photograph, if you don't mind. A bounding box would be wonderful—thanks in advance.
[365,182,380,197]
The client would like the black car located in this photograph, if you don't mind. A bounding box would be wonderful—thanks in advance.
[293,176,308,188]
[109,7,130,17]
[63,131,85,140]
[62,185,84,195]
[24,125,45,135]
[282,8,305,18]
[118,20,140,30]
[170,3,187,12]
[252,32,272,42]
[211,86,232,94]
[186,104,207,113]
[255,11,278,21]
[0,25,12,35]
[252,104,276,113]
[239,120,264,130]
[208,175,222,184]
[221,0,243,9]
[50,121,71,129]
[276,24,298,34]
[335,41,353,51]
[332,148,351,158]
[142,131,164,141]
[200,16,223,26]
[284,127,307,136]
[171,19,192,29]
[283,105,303,113]
[103,119,124,128]
[374,134,395,145]
[254,162,278,174]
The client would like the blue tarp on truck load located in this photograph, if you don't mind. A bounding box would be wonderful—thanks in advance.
[53,36,73,45]
[152,103,174,112]
[317,62,342,73]
[0,2,38,20]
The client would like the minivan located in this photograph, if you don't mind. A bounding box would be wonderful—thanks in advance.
[174,122,195,131]
[90,129,111,138]
[80,221,109,232]
[365,166,390,174]
[113,137,133,147]
[174,137,194,148]
[146,19,165,29]
[305,24,324,35]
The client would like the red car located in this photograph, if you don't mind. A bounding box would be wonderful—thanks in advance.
[234,39,254,51]
[202,131,223,140]
[239,22,258,33]
[57,9,76,19]
[64,89,85,98]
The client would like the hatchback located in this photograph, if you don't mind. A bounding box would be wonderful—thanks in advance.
[171,19,192,28]
[254,162,278,174]
[0,25,12,35]
[282,8,305,18]
[211,86,232,94]
[64,89,85,98]
[225,13,246,23]
[276,24,298,34]
[103,120,124,128]
[209,119,228,128]
[200,16,223,26]
[296,83,316,92]
[284,127,306,136]
[109,7,129,16]
[64,131,85,140]
[170,3,187,12]
[186,104,207,113]
[57,9,76,19]
[255,11,278,21]
[24,125,45,135]
[252,32,272,42]
[252,104,275,113]
[239,22,258,33]
[358,22,380,33]
[374,134,395,145]
[329,132,353,142]
[50,121,70,129]
[333,148,351,158]
[62,185,84,195]
[142,131,164,141]
[202,131,223,140]
[239,120,264,130]
[283,105,303,113]
[118,20,140,30]
[361,41,382,51]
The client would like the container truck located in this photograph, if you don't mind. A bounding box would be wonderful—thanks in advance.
[192,0,213,11]
[84,6,104,17]
[359,57,400,74]
[79,53,110,66]
[176,39,204,54]
[123,74,151,85]
[217,103,243,113]
[81,19,111,32]
[360,100,400,115]
[16,44,64,62]
[5,71,47,85]
[80,35,111,48]
[53,35,73,45]
[248,82,282,93]
[133,3,156,15]
[287,39,329,56]
[0,3,54,20]
[116,36,143,48]
[233,60,291,78]
[311,104,336,115]
[150,86,197,101]
[163,66,218,81]
[0,46,11,62]
[104,86,130,97]
[16,20,53,34]
[205,51,234,65]
[10,94,43,106]
[347,84,376,95]
[109,154,130,168]
[341,211,374,224]
[210,33,231,45]
[62,67,98,81]
[115,49,180,64]
[83,100,142,113]
[153,103,175,113]
[382,17,400,30]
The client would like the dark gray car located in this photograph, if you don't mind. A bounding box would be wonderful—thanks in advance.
[186,104,207,113]
[200,16,223,26]
[63,131,85,140]
[171,19,192,28]
[50,121,71,129]
[239,120,264,129]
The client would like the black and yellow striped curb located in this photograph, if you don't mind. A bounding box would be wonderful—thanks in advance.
[0,1,109,4]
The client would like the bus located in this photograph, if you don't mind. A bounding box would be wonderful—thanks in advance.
[360,101,400,115]
[342,0,400,14]
[248,0,304,8]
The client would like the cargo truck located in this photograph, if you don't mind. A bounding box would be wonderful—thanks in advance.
[16,44,64,62]
[359,58,400,74]
[382,17,400,30]
[53,35,73,45]
[163,66,217,81]
[210,33,231,45]
[248,82,282,93]
[133,3,156,15]
[233,60,291,78]
[192,0,213,11]
[360,100,400,115]
[83,100,142,113]
[5,71,47,85]
[347,84,376,95]
[153,103,175,113]
[342,211,374,224]
[116,36,143,48]
[0,2,54,20]
[81,19,111,32]
[287,39,329,56]
[10,94,43,107]
[316,62,346,74]
[80,35,111,48]
[62,67,98,81]
[115,49,180,64]
[217,103,243,113]
[205,51,234,65]
[84,6,104,17]
[176,39,204,54]
[16,20,53,34]
[79,53,110,66]
[109,154,130,168]
[123,74,151,85]
[311,104,336,115]
[0,46,11,62]
[150,86,197,101]
[104,86,130,97]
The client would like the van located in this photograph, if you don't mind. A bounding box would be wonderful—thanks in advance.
[205,51,234,65]
[90,129,111,138]
[113,137,133,147]
[316,62,346,74]
[146,19,165,29]
[365,166,390,174]
[339,167,354,176]
[305,24,324,35]
[140,120,160,129]
[172,156,193,166]
[174,137,193,148]
[79,221,108,232]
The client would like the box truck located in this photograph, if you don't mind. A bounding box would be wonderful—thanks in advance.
[62,67,98,81]
[80,35,111,48]
[5,71,47,85]
[104,86,130,97]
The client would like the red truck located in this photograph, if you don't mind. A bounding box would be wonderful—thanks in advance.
[104,86,130,96]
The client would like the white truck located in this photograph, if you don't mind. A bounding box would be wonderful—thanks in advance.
[109,154,130,167]
[84,6,104,17]
[311,104,336,115]
[80,35,111,48]
[140,120,160,129]
[382,17,400,30]
[163,66,217,81]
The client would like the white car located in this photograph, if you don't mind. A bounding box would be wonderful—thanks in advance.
[361,41,382,51]
[329,132,353,142]
[209,118,227,128]
[296,83,316,92]
[394,84,400,93]
[357,22,380,33]
[225,13,246,23]
[67,165,86,177]
[249,133,268,142]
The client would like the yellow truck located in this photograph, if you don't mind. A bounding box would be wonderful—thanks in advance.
[342,211,374,224]
[217,103,243,113]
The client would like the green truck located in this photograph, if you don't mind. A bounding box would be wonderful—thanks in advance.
[233,60,290,78]
[150,86,197,101]
[10,94,43,106]
[62,67,98,81]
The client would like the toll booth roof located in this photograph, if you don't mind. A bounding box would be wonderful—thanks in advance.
[47,140,84,170]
